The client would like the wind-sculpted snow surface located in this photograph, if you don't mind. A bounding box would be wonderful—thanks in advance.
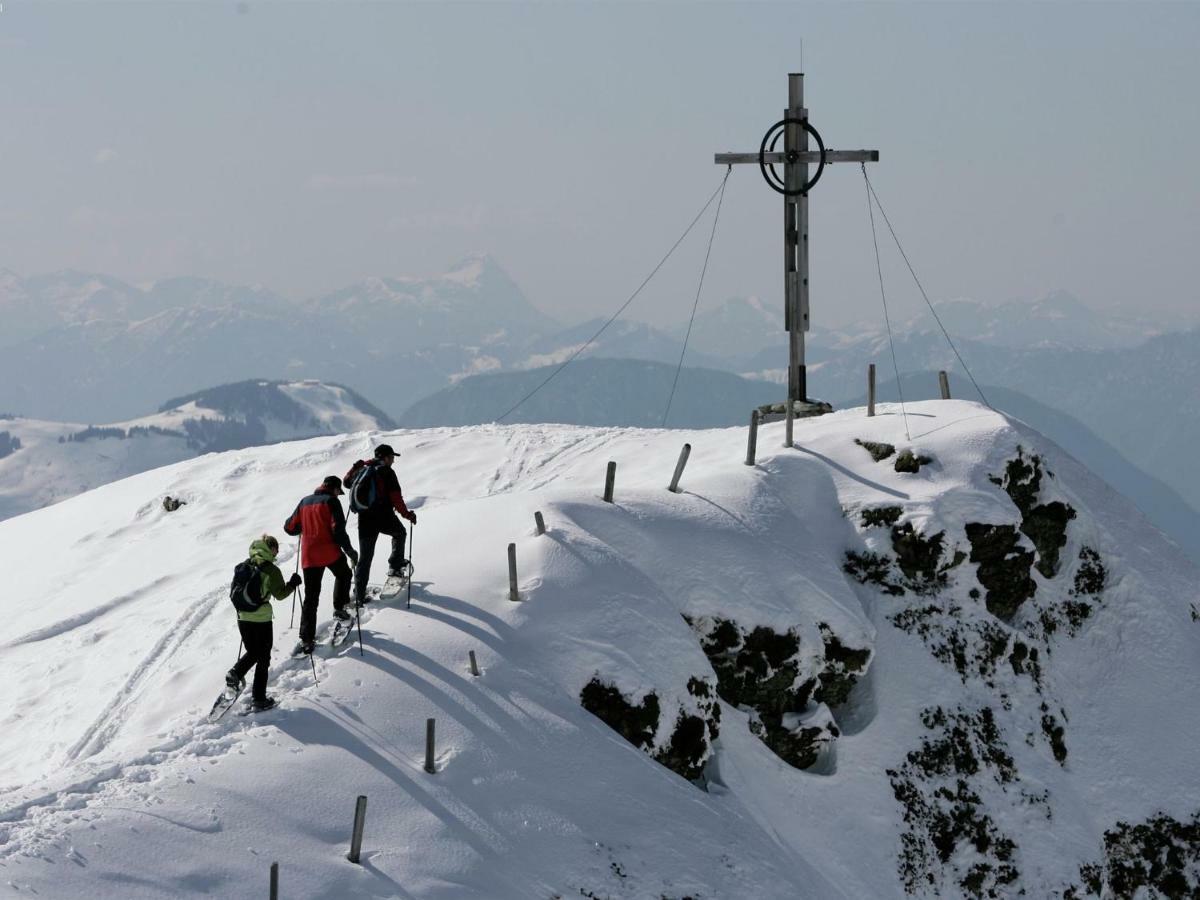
[0,401,1197,898]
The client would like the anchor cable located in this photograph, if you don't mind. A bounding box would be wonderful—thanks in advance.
[862,164,910,440]
[862,168,993,411]
[663,166,731,426]
[496,172,733,424]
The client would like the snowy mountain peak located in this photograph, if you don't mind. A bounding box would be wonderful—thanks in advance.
[1,402,1196,897]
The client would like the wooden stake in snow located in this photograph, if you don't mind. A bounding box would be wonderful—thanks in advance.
[603,461,617,503]
[668,443,691,493]
[938,370,951,400]
[469,650,481,677]
[269,862,279,899]
[534,511,546,536]
[745,410,759,466]
[424,719,437,774]
[347,796,368,864]
[868,364,877,417]
[507,543,519,601]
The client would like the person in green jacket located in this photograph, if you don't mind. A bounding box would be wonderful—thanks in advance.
[225,534,301,711]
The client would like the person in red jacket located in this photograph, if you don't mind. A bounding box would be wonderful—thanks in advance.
[283,475,359,654]
[344,443,416,605]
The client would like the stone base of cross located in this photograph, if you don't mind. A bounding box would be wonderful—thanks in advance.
[715,73,879,405]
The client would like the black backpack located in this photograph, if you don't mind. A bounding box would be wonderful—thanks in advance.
[229,559,267,613]
[348,460,382,514]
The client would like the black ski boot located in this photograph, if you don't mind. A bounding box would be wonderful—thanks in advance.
[225,669,245,692]
[292,640,315,657]
[251,696,278,712]
[333,607,351,621]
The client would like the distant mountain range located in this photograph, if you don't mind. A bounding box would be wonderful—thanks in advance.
[4,255,1197,547]
[0,255,557,423]
[0,379,393,521]
[400,358,780,429]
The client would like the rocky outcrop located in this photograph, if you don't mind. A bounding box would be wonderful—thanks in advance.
[579,676,719,783]
[889,706,1024,897]
[687,616,870,771]
[1066,810,1200,899]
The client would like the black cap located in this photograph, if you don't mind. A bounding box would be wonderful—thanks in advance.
[320,475,345,495]
[374,443,396,459]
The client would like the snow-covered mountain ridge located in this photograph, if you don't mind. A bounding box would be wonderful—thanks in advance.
[1,402,1197,897]
[0,379,393,521]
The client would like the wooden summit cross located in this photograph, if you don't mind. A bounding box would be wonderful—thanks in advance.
[716,73,879,409]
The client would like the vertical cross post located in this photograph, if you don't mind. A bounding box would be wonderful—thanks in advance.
[714,74,878,413]
[868,363,877,417]
[785,72,809,404]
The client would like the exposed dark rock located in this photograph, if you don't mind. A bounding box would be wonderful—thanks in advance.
[815,624,871,707]
[889,706,1021,896]
[579,676,719,784]
[992,447,1078,577]
[861,505,903,528]
[894,449,934,474]
[844,551,905,596]
[690,617,865,771]
[855,438,896,462]
[1039,702,1068,764]
[965,523,1036,620]
[845,522,964,598]
[162,496,187,512]
[891,524,962,595]
[1072,546,1107,597]
[580,678,660,750]
[1066,810,1200,898]
[654,712,711,782]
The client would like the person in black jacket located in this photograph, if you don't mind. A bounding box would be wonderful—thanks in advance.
[344,443,417,605]
[283,475,358,654]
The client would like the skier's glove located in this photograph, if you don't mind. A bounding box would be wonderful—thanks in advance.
[347,549,360,566]
[287,573,302,589]
[406,511,417,525]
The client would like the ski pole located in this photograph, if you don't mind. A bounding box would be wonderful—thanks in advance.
[407,523,415,610]
[309,650,318,685]
[290,544,300,630]
[354,598,364,658]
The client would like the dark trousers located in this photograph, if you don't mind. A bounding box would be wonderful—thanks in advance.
[232,619,273,701]
[355,513,407,603]
[300,555,352,643]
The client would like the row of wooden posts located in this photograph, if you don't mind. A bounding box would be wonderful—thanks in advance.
[867,365,952,418]
[750,366,954,463]
[262,365,954,895]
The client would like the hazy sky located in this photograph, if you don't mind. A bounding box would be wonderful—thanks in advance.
[1,2,1198,330]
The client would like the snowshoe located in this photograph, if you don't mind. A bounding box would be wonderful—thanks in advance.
[330,618,352,648]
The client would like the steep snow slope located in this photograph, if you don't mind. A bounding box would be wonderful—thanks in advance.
[1,402,1197,898]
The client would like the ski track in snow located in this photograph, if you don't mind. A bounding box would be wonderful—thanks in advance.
[0,586,414,858]
[3,575,176,649]
[63,587,224,764]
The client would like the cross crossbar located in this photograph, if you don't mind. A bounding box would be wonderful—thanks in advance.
[715,150,879,165]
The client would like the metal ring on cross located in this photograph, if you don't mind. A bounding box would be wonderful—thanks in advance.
[758,117,827,196]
